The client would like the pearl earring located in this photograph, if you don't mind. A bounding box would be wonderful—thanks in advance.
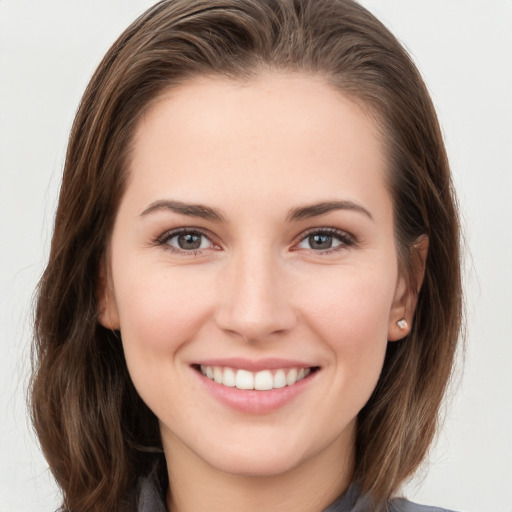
[397,318,408,330]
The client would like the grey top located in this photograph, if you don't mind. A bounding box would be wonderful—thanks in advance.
[136,469,459,512]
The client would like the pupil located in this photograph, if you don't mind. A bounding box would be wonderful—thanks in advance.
[178,233,202,250]
[310,234,332,250]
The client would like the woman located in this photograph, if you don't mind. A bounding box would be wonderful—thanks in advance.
[30,1,462,511]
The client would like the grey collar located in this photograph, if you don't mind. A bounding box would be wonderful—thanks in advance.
[136,471,371,512]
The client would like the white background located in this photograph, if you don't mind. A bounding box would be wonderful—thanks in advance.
[1,1,511,511]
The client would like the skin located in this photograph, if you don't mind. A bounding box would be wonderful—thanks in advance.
[99,73,421,512]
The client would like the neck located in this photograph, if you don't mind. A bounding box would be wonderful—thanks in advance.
[163,429,355,512]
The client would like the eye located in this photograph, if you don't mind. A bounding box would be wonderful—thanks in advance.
[159,229,216,253]
[295,228,354,253]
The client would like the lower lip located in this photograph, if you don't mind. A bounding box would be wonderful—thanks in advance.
[194,368,318,414]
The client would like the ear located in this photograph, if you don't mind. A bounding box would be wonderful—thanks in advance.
[97,260,120,330]
[388,236,429,341]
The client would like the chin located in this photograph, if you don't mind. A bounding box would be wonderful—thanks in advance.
[207,449,307,478]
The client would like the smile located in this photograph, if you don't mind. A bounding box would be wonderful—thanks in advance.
[198,365,314,390]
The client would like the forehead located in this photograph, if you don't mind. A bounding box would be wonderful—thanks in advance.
[125,73,390,217]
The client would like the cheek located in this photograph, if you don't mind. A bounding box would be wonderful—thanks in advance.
[112,266,216,415]
[301,266,394,337]
[298,265,395,384]
[113,263,214,355]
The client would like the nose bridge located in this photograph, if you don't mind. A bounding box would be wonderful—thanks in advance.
[216,244,296,340]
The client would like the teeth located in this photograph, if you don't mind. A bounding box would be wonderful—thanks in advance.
[199,365,313,390]
[286,368,298,386]
[236,369,254,390]
[273,369,286,389]
[254,370,273,390]
[213,366,223,384]
[223,368,236,387]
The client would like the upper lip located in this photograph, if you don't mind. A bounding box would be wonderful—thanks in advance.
[192,357,317,372]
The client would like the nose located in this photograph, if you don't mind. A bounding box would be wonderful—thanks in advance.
[214,248,297,342]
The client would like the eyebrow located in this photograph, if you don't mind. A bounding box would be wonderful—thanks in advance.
[140,200,227,222]
[286,200,373,222]
[140,199,373,223]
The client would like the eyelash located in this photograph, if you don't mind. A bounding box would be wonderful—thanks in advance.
[156,227,356,256]
[294,227,356,255]
[157,228,218,255]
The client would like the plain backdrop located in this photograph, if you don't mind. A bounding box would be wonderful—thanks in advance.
[1,1,511,511]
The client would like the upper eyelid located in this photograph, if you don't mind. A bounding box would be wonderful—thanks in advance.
[158,227,214,242]
[295,227,355,242]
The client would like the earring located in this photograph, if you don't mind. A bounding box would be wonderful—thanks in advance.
[397,318,408,330]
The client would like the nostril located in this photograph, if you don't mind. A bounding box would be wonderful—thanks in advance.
[214,304,298,342]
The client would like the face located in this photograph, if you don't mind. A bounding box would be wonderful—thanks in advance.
[100,73,411,480]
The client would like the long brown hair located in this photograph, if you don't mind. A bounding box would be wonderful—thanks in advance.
[30,1,462,510]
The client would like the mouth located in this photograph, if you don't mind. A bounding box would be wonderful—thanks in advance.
[192,364,320,391]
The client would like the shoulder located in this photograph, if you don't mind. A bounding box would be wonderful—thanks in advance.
[134,456,168,512]
[322,485,462,512]
[389,497,461,512]
[136,475,167,512]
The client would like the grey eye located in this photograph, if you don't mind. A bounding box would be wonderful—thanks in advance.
[308,234,335,250]
[166,231,211,251]
[297,232,344,251]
